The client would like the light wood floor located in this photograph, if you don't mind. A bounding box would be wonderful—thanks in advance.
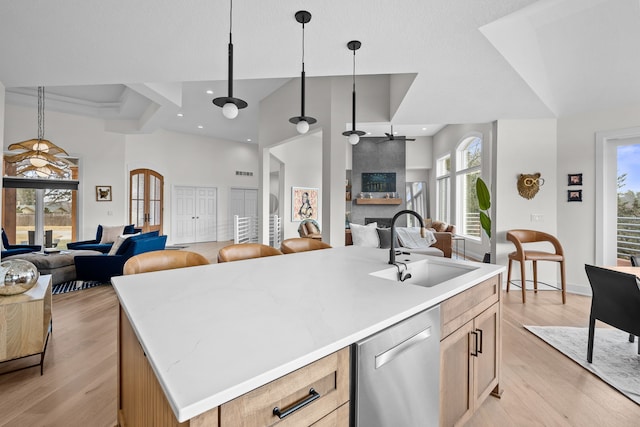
[0,243,638,426]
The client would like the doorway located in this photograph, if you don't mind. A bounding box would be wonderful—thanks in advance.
[172,186,217,244]
[230,188,258,241]
[130,168,164,234]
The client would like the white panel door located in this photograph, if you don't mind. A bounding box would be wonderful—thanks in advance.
[173,186,196,244]
[196,187,217,242]
[244,189,258,217]
[173,186,217,244]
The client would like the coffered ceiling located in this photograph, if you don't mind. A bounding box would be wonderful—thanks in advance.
[1,0,638,143]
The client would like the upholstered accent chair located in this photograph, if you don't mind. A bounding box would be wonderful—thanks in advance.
[1,228,41,258]
[280,238,332,254]
[124,250,209,275]
[217,243,283,263]
[297,219,322,240]
[506,229,566,304]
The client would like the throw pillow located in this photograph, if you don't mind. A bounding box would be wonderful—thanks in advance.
[350,222,379,247]
[108,233,140,256]
[99,225,126,244]
[395,227,437,249]
[431,221,449,232]
[377,228,392,249]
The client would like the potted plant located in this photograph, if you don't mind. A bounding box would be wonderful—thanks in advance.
[476,177,492,263]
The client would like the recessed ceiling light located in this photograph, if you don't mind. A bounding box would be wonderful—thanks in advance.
[247,138,252,142]
[206,90,214,95]
[422,127,427,131]
[197,125,204,129]
[366,132,371,135]
[177,113,184,117]
[393,131,398,135]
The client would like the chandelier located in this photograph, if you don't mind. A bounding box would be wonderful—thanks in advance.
[5,87,69,177]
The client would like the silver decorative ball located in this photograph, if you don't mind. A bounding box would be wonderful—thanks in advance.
[0,260,40,296]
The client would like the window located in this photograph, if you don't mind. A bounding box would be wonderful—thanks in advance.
[436,155,451,223]
[456,136,482,239]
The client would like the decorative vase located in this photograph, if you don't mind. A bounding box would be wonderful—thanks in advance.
[482,252,491,263]
[0,259,40,296]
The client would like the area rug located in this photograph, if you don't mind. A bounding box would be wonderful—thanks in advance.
[52,280,108,295]
[525,325,640,405]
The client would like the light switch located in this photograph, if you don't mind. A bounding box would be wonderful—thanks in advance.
[107,210,113,216]
[530,214,543,222]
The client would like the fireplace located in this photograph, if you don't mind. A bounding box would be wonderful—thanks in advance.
[365,217,393,228]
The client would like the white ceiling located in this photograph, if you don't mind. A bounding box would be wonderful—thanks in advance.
[1,0,639,143]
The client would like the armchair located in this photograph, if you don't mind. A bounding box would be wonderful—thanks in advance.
[74,233,167,282]
[1,228,41,258]
[67,224,137,253]
[298,219,322,240]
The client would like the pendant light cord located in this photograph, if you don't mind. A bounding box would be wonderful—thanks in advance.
[229,0,233,43]
[38,86,44,141]
[301,20,305,73]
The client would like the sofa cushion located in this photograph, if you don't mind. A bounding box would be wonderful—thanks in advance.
[350,222,379,247]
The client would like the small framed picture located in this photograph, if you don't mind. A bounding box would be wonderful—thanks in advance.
[568,190,582,202]
[96,185,112,202]
[568,173,582,186]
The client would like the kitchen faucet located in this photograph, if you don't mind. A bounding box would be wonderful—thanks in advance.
[389,209,426,265]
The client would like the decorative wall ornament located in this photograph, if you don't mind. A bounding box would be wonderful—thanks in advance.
[568,190,582,202]
[292,187,318,221]
[96,185,112,202]
[517,173,545,199]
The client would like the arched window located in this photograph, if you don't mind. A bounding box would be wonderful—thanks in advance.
[456,135,482,239]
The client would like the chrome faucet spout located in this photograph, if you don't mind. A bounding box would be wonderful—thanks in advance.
[389,209,425,265]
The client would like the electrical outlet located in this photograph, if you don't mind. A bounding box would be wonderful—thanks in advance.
[530,214,543,222]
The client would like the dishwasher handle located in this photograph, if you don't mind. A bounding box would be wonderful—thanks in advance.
[375,327,432,369]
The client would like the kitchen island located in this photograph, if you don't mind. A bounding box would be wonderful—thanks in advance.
[112,246,504,426]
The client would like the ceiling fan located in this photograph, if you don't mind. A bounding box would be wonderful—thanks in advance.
[377,125,415,143]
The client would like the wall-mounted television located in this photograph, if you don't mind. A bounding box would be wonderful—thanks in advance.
[361,172,396,192]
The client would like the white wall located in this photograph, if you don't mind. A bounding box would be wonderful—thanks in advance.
[406,136,433,169]
[3,105,259,244]
[269,133,323,239]
[125,129,258,242]
[4,104,127,240]
[495,119,558,288]
[0,82,4,228]
[557,104,640,293]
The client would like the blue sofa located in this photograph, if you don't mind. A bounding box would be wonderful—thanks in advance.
[1,228,41,258]
[67,224,139,253]
[74,232,167,282]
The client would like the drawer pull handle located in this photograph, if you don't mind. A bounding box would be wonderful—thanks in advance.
[273,388,321,419]
[476,328,483,354]
[471,330,479,357]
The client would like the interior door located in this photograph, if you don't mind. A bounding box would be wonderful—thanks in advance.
[130,168,164,234]
[195,187,217,242]
[173,186,196,243]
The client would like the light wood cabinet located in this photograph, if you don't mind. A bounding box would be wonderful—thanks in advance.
[118,306,349,427]
[0,274,52,375]
[439,274,501,427]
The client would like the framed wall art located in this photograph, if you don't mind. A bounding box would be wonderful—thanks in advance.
[568,189,582,202]
[96,185,112,202]
[568,173,582,186]
[292,187,318,221]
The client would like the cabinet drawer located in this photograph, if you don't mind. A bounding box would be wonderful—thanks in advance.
[441,275,500,339]
[220,347,350,427]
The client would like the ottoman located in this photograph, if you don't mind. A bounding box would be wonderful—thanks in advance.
[2,250,102,285]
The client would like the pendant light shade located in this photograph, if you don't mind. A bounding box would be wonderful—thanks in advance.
[213,0,247,119]
[289,10,317,134]
[6,86,69,177]
[342,40,365,145]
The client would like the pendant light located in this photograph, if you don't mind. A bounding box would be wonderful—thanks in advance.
[6,86,69,177]
[213,0,247,119]
[289,10,316,134]
[342,40,365,145]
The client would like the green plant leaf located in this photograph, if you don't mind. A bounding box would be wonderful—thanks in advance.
[479,212,492,239]
[476,178,491,211]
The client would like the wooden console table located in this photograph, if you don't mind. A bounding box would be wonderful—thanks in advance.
[0,274,53,375]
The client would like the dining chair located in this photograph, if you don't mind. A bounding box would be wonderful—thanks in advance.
[216,243,283,263]
[584,264,640,362]
[123,250,209,275]
[280,238,332,254]
[506,229,566,304]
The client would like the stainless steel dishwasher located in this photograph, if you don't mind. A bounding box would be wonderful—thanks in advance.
[351,305,441,427]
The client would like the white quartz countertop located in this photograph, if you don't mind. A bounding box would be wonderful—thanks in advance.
[112,246,504,422]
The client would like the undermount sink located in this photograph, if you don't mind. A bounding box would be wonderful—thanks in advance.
[370,259,478,288]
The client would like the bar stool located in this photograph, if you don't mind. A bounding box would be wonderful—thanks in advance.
[280,238,332,254]
[506,229,566,304]
[217,243,283,263]
[124,250,209,274]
